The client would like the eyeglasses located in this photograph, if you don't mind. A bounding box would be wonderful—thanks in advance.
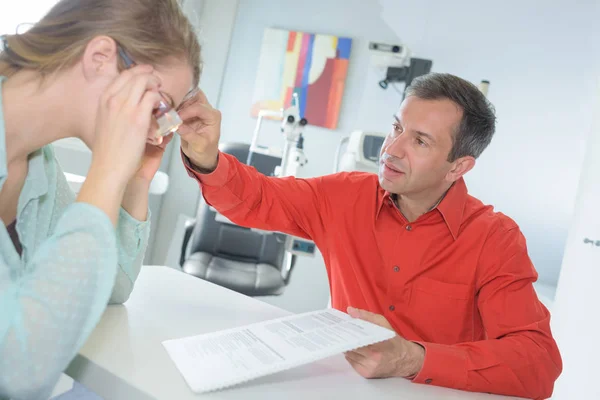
[117,45,184,139]
[177,86,200,112]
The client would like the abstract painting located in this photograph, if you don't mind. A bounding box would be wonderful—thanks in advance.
[251,28,352,130]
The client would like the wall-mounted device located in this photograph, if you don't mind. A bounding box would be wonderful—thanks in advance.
[378,57,433,91]
[368,41,432,99]
[369,42,404,54]
[247,93,308,178]
[368,42,411,69]
[334,130,387,174]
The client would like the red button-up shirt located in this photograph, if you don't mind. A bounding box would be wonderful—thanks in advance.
[184,151,562,399]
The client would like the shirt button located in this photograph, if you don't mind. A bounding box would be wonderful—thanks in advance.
[406,225,412,231]
[389,305,395,311]
[393,266,400,272]
[425,378,433,384]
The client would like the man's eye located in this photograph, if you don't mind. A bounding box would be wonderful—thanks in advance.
[392,124,403,134]
[416,138,427,147]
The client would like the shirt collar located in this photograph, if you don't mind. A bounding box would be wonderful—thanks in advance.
[436,178,467,240]
[377,177,468,240]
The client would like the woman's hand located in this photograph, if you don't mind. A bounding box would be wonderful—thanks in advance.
[133,133,174,183]
[119,133,175,222]
[78,64,162,225]
[90,64,162,186]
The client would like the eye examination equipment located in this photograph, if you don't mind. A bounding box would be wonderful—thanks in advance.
[334,130,387,174]
[379,57,433,94]
[246,93,314,257]
[247,92,308,178]
[368,42,433,95]
[117,46,183,139]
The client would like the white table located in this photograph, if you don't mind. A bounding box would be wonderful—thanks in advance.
[66,266,519,400]
[63,172,170,195]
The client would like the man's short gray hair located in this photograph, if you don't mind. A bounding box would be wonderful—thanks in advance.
[405,73,497,161]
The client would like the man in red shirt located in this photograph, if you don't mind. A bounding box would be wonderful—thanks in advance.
[176,73,562,399]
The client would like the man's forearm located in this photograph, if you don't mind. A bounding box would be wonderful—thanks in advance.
[183,150,323,240]
[121,177,150,221]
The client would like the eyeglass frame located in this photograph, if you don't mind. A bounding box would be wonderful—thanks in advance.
[116,44,198,137]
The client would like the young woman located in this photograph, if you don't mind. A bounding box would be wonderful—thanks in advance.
[0,0,201,398]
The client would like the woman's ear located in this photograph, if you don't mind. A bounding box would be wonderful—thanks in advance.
[81,35,119,81]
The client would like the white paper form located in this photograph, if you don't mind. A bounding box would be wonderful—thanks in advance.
[162,308,396,393]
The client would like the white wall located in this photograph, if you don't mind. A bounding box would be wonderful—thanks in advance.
[547,15,600,399]
[550,77,600,398]
[207,0,599,313]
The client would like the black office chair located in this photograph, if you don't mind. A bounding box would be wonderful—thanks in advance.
[180,142,296,296]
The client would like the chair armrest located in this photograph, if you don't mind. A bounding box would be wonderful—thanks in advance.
[180,218,196,267]
[282,253,297,285]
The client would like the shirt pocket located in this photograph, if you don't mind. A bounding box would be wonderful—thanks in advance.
[408,276,473,344]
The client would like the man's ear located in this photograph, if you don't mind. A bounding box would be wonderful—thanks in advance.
[446,156,475,183]
[81,35,119,82]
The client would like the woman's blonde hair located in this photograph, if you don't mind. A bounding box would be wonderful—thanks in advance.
[0,0,201,86]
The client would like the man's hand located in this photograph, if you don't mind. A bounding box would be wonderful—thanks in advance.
[344,307,425,379]
[177,88,222,172]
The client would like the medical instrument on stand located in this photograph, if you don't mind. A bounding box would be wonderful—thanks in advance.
[285,133,308,178]
[247,93,316,265]
[378,57,433,99]
[248,93,308,178]
[279,94,308,177]
[249,94,314,258]
[334,130,387,174]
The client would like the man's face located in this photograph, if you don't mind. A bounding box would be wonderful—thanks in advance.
[378,96,464,196]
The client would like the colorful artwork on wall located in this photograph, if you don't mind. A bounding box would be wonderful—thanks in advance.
[251,28,352,130]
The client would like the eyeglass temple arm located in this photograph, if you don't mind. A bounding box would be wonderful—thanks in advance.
[117,45,136,68]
